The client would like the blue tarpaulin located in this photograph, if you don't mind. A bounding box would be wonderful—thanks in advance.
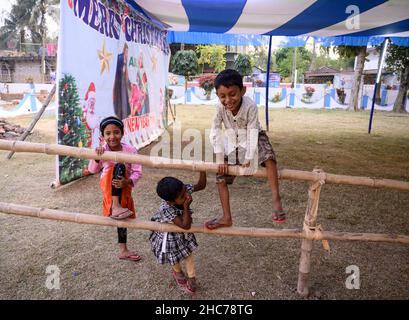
[130,0,409,46]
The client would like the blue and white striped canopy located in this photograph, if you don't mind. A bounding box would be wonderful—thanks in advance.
[127,0,409,46]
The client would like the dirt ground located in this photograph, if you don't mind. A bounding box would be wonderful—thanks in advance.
[0,106,408,300]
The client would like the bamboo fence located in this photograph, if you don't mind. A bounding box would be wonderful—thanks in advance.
[1,140,409,191]
[0,139,408,297]
[1,202,408,244]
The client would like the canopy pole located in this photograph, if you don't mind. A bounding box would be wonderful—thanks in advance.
[265,35,272,131]
[368,38,389,134]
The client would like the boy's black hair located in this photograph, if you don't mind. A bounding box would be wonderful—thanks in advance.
[214,69,243,90]
[100,116,124,135]
[156,177,184,202]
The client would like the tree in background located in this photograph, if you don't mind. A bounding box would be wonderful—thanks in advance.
[385,44,409,113]
[0,0,59,52]
[196,45,226,73]
[233,53,253,76]
[28,0,59,45]
[275,47,311,82]
[30,0,59,81]
[0,0,35,51]
[251,46,277,72]
[330,45,367,111]
[170,50,199,103]
[315,47,355,71]
[58,74,91,184]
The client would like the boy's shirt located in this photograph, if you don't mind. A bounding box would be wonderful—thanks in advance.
[210,96,261,162]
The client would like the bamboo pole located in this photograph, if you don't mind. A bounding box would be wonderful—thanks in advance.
[6,84,56,160]
[0,140,409,191]
[167,96,176,122]
[0,202,408,244]
[297,168,325,297]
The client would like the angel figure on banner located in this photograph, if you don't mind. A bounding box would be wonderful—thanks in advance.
[129,82,143,117]
[82,82,102,148]
[137,53,150,115]
[129,53,150,117]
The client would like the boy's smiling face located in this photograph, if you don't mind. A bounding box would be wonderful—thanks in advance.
[216,85,246,115]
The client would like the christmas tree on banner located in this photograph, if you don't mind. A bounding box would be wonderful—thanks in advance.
[58,74,91,184]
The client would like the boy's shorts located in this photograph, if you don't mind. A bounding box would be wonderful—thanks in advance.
[216,130,277,185]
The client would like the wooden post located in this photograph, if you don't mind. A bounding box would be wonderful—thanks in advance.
[167,90,176,122]
[297,168,326,297]
[168,100,176,121]
[6,84,56,160]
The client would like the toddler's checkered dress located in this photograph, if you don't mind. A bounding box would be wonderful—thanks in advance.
[149,184,198,265]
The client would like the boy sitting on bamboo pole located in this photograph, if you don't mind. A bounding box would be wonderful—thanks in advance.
[207,69,286,229]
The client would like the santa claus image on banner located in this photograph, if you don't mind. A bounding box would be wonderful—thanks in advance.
[82,82,101,148]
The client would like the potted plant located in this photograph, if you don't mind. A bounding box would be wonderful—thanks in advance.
[198,74,216,100]
[336,88,346,104]
[303,85,315,102]
[270,92,281,103]
[168,73,179,86]
[255,79,263,87]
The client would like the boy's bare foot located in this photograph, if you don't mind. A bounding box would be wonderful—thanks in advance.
[205,218,232,230]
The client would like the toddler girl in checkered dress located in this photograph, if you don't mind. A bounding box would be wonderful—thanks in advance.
[149,172,206,294]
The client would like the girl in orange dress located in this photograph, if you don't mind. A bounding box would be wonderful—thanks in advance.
[88,116,142,261]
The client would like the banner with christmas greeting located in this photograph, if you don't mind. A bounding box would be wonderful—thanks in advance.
[57,0,170,185]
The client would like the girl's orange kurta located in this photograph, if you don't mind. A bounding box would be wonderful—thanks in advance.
[100,166,136,218]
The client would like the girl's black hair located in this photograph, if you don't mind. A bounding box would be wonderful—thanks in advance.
[214,69,243,90]
[99,116,124,135]
[156,177,184,202]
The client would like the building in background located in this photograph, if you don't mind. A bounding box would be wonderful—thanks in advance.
[0,55,56,83]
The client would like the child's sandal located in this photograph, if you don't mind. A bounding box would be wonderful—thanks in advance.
[185,277,197,294]
[272,210,286,224]
[110,208,133,220]
[172,270,187,289]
